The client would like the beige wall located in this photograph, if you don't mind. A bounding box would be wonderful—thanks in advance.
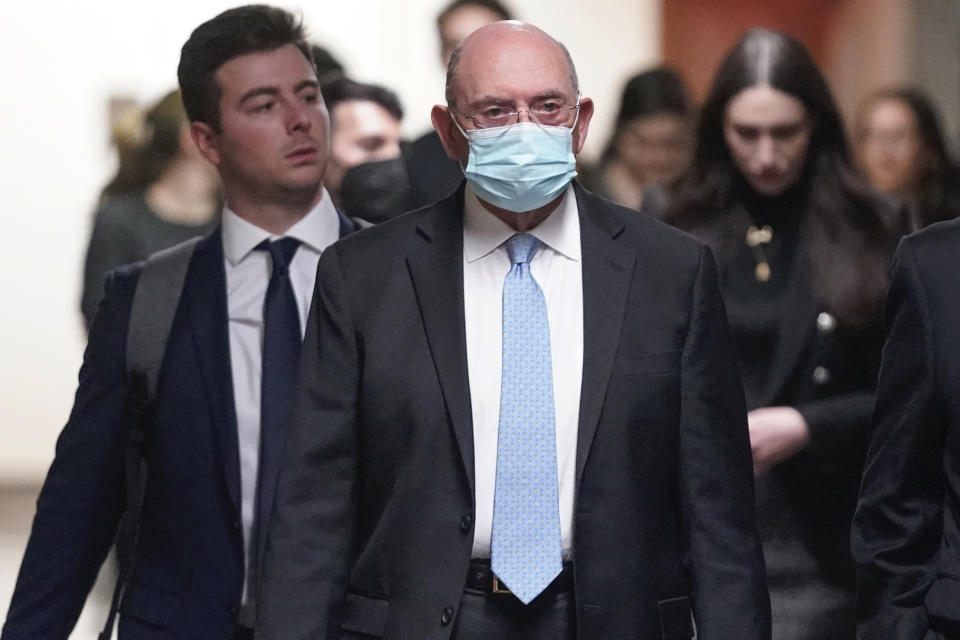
[825,0,913,127]
[911,0,960,150]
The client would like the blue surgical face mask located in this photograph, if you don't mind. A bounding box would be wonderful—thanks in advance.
[453,116,579,213]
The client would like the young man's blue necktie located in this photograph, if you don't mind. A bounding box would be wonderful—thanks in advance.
[250,237,301,590]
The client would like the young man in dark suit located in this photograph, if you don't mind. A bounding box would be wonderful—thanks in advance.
[257,21,770,640]
[853,219,960,639]
[1,6,352,639]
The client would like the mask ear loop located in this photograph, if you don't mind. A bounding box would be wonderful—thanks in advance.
[449,109,471,139]
[569,94,582,130]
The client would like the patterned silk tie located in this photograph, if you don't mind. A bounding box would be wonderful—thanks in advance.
[491,233,563,604]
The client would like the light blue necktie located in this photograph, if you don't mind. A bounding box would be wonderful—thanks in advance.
[491,233,562,604]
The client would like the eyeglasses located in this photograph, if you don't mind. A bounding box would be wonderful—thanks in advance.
[456,97,580,129]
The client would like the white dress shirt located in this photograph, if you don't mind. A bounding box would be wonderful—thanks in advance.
[462,185,584,559]
[221,189,341,602]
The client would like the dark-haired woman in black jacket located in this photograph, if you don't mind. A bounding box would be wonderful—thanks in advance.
[668,28,905,639]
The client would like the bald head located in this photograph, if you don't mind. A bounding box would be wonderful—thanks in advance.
[445,21,578,109]
[431,19,594,189]
[431,20,594,224]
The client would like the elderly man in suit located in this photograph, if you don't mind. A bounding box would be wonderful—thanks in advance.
[853,219,960,639]
[257,21,769,640]
[1,6,352,639]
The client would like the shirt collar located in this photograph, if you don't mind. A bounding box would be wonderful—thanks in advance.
[221,187,340,266]
[462,184,581,263]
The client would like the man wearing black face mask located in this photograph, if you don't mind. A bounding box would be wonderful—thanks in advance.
[321,78,409,224]
[338,156,413,225]
[258,21,769,640]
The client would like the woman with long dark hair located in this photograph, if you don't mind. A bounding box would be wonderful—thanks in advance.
[581,67,694,215]
[855,87,960,229]
[81,89,219,327]
[668,29,904,638]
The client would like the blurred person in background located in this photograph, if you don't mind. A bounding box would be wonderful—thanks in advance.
[338,155,413,226]
[667,28,903,639]
[855,87,960,230]
[81,89,219,328]
[310,43,346,87]
[581,67,694,217]
[405,0,513,209]
[321,78,411,225]
[2,6,354,639]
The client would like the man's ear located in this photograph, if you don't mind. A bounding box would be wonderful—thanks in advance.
[190,121,221,167]
[178,124,205,161]
[572,97,595,155]
[431,105,467,166]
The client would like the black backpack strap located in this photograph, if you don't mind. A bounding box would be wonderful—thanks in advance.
[99,236,201,640]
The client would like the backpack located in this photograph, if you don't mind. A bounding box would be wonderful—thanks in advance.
[99,236,201,640]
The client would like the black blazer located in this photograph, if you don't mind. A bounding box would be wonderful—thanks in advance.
[2,214,354,640]
[256,184,771,639]
[853,218,960,639]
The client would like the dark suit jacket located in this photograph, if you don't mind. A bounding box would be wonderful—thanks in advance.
[256,183,771,639]
[853,218,960,640]
[404,130,463,210]
[2,215,353,640]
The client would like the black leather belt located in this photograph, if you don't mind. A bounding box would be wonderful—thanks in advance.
[466,560,574,597]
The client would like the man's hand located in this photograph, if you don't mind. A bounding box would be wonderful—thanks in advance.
[748,406,809,474]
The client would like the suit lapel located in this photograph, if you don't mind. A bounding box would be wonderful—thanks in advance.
[405,186,476,494]
[403,184,637,495]
[183,229,242,516]
[574,186,636,487]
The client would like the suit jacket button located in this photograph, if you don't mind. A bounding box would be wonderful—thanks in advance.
[441,606,455,625]
[227,603,239,620]
[813,366,831,385]
[816,312,837,333]
[459,513,473,533]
